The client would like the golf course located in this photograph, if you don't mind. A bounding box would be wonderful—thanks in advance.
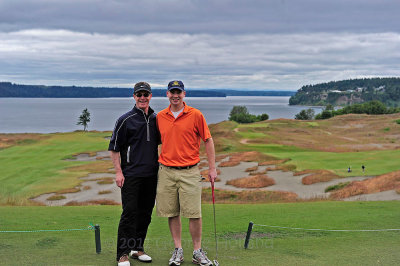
[1,113,400,265]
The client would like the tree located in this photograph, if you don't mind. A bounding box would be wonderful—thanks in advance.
[229,106,249,118]
[228,106,269,123]
[77,108,91,131]
[295,108,315,120]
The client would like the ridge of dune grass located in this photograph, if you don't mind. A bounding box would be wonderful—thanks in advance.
[0,131,111,205]
[330,170,400,199]
[0,133,48,150]
[226,174,275,188]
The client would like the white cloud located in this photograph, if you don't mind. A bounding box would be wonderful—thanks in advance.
[0,30,399,90]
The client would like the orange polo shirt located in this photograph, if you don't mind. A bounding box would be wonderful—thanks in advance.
[157,102,212,167]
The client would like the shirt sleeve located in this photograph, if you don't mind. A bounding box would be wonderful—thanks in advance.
[196,111,212,141]
[108,117,127,152]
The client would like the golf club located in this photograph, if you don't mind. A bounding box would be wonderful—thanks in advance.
[211,181,220,266]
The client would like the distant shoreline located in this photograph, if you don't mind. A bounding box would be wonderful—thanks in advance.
[0,81,295,98]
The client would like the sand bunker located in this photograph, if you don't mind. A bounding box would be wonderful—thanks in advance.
[32,152,400,206]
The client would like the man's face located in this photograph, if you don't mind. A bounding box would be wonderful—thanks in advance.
[167,89,185,106]
[134,91,152,110]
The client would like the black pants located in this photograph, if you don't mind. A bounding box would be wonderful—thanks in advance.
[116,175,157,261]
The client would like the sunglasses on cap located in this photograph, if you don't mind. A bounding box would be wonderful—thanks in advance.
[135,92,150,97]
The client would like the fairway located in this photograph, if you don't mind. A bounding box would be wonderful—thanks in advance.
[248,143,400,176]
[0,132,111,205]
[1,202,399,265]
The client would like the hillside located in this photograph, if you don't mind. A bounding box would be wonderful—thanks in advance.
[289,77,400,106]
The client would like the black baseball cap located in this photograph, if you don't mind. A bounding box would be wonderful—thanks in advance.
[134,82,152,94]
[167,80,185,91]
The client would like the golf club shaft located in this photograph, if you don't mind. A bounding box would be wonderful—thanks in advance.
[212,182,218,259]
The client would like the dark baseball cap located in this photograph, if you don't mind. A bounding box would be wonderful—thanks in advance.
[167,80,185,91]
[134,82,152,93]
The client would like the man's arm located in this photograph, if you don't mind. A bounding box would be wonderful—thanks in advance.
[204,137,217,184]
[110,151,125,188]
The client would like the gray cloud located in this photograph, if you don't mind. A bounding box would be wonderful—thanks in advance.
[1,0,399,34]
[0,0,399,90]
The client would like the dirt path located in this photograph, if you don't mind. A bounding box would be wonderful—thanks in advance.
[32,152,400,206]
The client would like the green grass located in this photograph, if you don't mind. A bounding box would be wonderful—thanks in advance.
[307,122,319,127]
[238,123,270,128]
[237,131,267,139]
[0,132,110,205]
[248,143,400,176]
[0,202,399,265]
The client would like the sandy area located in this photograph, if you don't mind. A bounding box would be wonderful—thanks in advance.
[32,152,400,206]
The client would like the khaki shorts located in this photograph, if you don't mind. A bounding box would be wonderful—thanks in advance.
[156,164,202,218]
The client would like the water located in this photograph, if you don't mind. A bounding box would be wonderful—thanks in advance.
[0,97,322,133]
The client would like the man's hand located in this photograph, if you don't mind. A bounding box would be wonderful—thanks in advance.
[208,168,217,185]
[115,172,125,188]
[110,151,125,188]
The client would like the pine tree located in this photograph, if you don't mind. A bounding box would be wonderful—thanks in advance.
[77,108,91,131]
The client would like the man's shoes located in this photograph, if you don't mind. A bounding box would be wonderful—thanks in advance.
[118,254,130,266]
[129,250,152,263]
[169,248,184,266]
[192,249,213,266]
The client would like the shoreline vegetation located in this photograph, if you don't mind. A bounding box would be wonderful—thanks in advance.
[1,111,400,206]
[289,77,400,107]
[0,81,295,98]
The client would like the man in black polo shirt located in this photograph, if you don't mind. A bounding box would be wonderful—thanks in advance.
[109,82,159,266]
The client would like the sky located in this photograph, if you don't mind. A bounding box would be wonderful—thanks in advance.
[1,0,399,91]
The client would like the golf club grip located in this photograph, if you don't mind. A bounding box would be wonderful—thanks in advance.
[212,182,215,203]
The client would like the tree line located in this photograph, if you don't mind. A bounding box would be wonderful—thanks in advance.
[295,100,400,120]
[0,82,294,98]
[289,77,400,107]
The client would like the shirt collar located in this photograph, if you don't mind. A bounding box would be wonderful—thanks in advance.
[167,102,188,114]
[133,105,154,115]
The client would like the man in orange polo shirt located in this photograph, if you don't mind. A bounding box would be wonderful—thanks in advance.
[156,80,217,266]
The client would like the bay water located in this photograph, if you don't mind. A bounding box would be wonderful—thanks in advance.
[0,97,322,133]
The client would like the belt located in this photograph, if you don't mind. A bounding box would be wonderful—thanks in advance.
[165,164,198,170]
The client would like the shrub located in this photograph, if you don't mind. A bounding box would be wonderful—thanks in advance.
[396,119,400,125]
[257,113,269,121]
[295,109,315,120]
[316,100,400,120]
[315,110,333,120]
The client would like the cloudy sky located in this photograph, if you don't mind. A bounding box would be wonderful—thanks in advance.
[1,0,399,90]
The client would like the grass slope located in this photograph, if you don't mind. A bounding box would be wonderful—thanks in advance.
[0,202,399,265]
[210,113,400,177]
[0,132,111,205]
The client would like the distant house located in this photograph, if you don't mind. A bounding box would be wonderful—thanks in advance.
[375,85,386,92]
[329,90,342,93]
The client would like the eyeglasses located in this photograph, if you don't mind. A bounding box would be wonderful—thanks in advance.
[135,92,150,97]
